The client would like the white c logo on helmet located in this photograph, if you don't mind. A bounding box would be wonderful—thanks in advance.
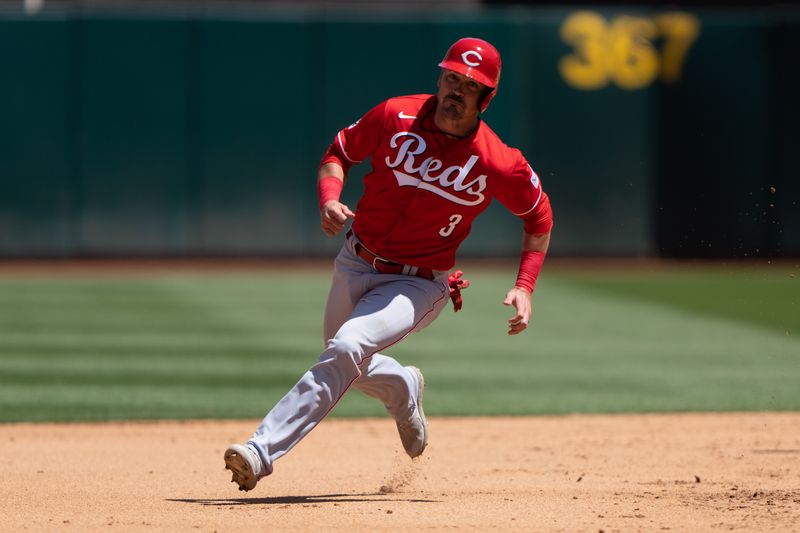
[461,50,482,67]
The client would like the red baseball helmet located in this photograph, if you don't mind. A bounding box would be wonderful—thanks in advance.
[438,37,502,112]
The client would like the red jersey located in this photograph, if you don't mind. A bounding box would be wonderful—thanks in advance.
[321,94,553,271]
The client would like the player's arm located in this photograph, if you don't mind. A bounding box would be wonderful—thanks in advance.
[317,163,354,237]
[495,158,554,335]
[317,101,387,237]
[504,229,551,335]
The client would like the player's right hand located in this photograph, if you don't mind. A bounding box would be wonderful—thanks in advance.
[320,200,355,237]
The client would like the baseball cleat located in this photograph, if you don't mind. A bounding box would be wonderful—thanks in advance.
[224,444,264,492]
[396,366,428,459]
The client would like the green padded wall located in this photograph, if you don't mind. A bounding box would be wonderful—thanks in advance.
[1,7,798,258]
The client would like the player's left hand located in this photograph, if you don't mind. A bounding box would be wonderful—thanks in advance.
[447,270,471,312]
[503,287,531,335]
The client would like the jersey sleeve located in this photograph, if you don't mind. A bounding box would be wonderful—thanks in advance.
[495,153,554,235]
[319,100,387,173]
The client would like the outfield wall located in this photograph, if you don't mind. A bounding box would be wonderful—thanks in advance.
[1,6,798,258]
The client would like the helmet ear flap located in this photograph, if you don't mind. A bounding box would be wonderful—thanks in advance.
[479,87,496,113]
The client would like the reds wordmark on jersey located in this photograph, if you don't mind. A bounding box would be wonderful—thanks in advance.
[322,94,552,271]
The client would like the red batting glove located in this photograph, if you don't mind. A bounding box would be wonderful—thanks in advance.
[447,270,471,312]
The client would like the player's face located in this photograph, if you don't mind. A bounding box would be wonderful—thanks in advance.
[437,69,486,119]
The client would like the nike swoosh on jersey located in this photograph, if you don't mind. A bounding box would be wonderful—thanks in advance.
[398,111,417,120]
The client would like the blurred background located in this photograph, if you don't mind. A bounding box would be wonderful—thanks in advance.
[2,0,798,260]
[1,0,798,423]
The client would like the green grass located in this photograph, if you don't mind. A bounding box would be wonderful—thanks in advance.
[556,265,800,336]
[0,264,798,422]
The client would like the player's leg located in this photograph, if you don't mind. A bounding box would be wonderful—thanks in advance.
[349,279,446,414]
[324,274,448,449]
[351,354,416,420]
[318,240,415,425]
[323,238,448,457]
[225,243,364,491]
[345,277,447,458]
[353,355,429,457]
[322,244,368,346]
[234,243,448,487]
[323,240,445,433]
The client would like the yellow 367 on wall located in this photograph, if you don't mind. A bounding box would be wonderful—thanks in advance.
[559,11,700,90]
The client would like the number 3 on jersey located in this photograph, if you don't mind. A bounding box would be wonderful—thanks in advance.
[439,214,463,237]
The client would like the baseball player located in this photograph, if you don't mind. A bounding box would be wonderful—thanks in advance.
[224,37,553,491]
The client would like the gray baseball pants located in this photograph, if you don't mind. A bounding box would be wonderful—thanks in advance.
[247,233,450,474]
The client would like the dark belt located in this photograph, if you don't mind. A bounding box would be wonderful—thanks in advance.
[346,230,435,280]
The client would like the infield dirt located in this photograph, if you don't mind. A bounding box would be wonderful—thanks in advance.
[2,413,799,532]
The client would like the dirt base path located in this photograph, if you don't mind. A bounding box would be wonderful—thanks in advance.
[2,413,799,532]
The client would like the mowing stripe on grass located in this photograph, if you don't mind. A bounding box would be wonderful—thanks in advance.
[0,268,797,422]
